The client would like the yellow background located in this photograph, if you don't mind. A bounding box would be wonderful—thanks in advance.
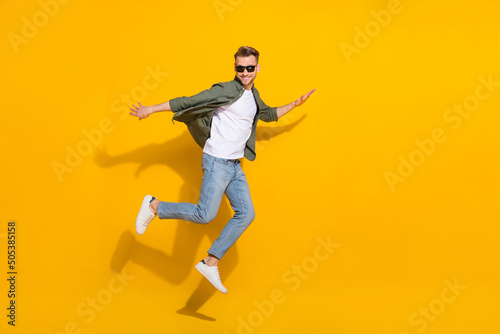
[1,0,499,333]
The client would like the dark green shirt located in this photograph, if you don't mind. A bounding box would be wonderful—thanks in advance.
[169,76,278,161]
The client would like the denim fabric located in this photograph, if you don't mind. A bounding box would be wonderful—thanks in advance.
[156,153,255,259]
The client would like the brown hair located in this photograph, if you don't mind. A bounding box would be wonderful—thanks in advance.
[234,46,259,64]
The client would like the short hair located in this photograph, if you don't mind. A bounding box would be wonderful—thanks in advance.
[234,46,259,64]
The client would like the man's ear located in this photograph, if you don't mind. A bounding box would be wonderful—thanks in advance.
[256,63,261,72]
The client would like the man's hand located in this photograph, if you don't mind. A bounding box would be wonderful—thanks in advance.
[129,102,153,120]
[277,88,316,118]
[294,88,316,108]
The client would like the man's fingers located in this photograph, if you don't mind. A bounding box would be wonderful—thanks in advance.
[302,90,315,101]
[295,89,315,107]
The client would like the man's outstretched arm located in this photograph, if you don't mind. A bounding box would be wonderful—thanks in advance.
[276,88,316,118]
[129,101,171,120]
[129,82,225,121]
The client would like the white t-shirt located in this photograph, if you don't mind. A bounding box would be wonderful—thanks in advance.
[203,89,257,159]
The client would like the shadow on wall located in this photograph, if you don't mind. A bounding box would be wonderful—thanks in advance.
[95,115,305,321]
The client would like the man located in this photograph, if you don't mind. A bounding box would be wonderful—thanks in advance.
[129,46,315,293]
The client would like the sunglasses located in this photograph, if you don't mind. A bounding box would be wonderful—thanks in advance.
[235,65,256,73]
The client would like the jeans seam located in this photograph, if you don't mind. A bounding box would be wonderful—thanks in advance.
[218,174,249,249]
[197,158,218,223]
[209,173,246,257]
[233,175,246,218]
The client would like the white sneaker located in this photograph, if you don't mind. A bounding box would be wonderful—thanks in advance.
[195,260,228,294]
[135,195,156,235]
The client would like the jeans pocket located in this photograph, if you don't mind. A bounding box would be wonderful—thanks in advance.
[202,155,214,172]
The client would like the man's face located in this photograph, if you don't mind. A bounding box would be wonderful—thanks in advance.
[234,55,260,88]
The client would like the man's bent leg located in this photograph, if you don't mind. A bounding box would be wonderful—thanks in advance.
[207,163,255,259]
[156,154,232,224]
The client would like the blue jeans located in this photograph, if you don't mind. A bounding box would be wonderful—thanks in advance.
[156,153,255,259]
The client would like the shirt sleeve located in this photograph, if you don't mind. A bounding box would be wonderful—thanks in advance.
[169,83,224,112]
[258,99,278,122]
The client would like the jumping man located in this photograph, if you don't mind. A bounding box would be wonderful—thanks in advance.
[129,46,315,293]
